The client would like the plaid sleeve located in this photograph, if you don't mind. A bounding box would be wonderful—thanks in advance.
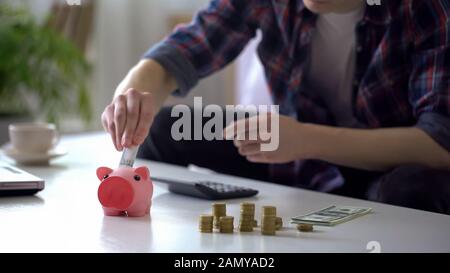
[408,0,450,152]
[144,0,258,96]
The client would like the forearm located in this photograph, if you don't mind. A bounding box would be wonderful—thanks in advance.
[114,59,177,114]
[303,124,450,171]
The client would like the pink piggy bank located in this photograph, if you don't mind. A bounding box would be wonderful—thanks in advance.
[96,166,153,217]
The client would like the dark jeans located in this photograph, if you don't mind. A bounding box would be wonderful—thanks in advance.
[138,107,450,215]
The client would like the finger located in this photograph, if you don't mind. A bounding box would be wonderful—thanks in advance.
[108,122,118,151]
[101,106,112,132]
[122,89,140,147]
[132,93,154,145]
[238,143,261,156]
[234,139,260,148]
[102,105,119,150]
[257,113,276,141]
[234,139,241,147]
[114,95,127,151]
[224,116,259,140]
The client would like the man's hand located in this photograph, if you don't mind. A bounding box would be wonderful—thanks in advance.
[224,112,450,171]
[101,88,154,151]
[101,59,176,151]
[225,113,311,164]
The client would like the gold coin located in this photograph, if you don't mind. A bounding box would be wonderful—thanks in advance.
[239,221,253,224]
[220,229,233,232]
[241,205,255,209]
[262,206,276,216]
[212,203,226,210]
[199,229,213,233]
[261,215,276,222]
[275,217,283,230]
[219,225,234,232]
[241,209,254,212]
[239,227,253,232]
[261,218,276,229]
[240,213,254,217]
[212,203,226,216]
[261,229,276,236]
[297,224,314,232]
[213,221,221,229]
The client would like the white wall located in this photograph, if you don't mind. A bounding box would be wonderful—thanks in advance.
[18,0,238,131]
[92,0,239,130]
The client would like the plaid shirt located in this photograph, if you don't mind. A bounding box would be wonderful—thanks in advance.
[145,0,450,191]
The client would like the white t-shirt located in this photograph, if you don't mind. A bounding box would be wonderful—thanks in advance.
[305,6,365,126]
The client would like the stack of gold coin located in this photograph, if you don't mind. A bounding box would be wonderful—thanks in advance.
[219,216,234,233]
[261,216,276,235]
[261,206,277,235]
[212,203,226,229]
[297,223,314,232]
[275,217,283,230]
[199,215,214,233]
[239,202,255,232]
[262,206,276,216]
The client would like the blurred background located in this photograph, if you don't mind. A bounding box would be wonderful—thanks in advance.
[0,0,271,145]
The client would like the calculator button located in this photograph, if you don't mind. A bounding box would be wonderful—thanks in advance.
[195,181,258,199]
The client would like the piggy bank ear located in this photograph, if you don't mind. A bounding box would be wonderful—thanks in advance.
[96,167,113,181]
[135,166,149,181]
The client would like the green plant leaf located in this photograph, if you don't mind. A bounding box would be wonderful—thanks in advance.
[0,3,92,126]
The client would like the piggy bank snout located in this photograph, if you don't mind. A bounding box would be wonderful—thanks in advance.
[98,177,135,210]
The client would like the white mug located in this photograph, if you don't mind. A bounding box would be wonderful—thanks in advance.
[9,123,59,153]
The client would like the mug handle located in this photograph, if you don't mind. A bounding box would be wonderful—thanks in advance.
[52,130,60,148]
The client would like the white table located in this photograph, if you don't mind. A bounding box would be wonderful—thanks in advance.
[0,132,449,253]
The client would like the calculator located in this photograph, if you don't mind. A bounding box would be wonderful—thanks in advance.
[151,177,258,200]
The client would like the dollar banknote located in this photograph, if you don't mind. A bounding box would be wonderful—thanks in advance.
[119,146,139,167]
[291,205,372,226]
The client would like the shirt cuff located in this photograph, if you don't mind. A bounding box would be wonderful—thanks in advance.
[142,42,198,97]
[416,112,450,152]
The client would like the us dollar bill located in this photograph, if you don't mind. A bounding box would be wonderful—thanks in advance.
[119,146,139,167]
[291,205,372,226]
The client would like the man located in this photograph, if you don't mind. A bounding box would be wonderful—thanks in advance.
[101,0,450,214]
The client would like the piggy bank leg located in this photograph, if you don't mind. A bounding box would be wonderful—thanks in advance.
[126,209,147,217]
[103,207,125,216]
